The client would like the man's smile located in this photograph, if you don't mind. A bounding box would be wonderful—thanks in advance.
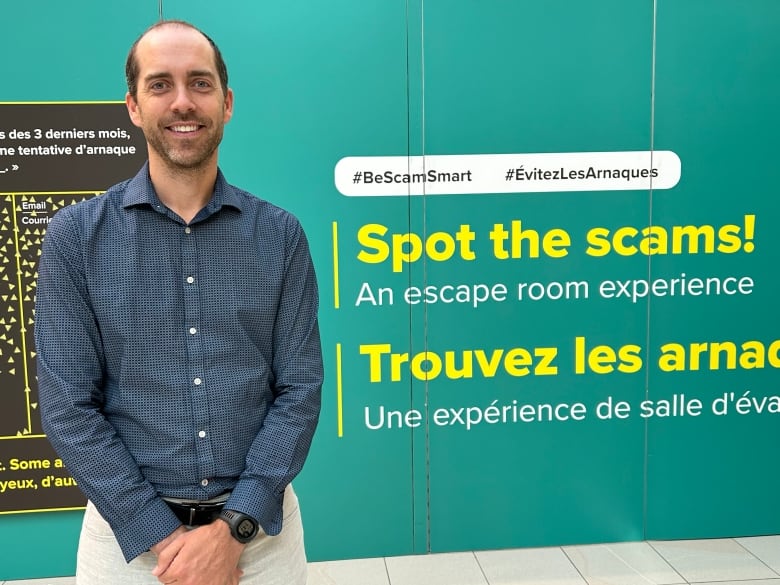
[167,123,203,134]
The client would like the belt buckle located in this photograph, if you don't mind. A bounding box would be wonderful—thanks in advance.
[163,495,228,526]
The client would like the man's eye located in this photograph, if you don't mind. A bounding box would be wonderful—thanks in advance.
[150,81,168,91]
[194,80,211,89]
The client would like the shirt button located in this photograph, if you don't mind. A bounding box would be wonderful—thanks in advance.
[198,430,206,438]
[193,377,202,386]
[186,276,195,284]
[185,227,192,234]
[189,327,197,335]
[201,479,209,487]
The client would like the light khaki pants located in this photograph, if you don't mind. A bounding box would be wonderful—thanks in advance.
[76,485,307,585]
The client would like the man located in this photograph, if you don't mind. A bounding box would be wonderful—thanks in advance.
[34,20,323,585]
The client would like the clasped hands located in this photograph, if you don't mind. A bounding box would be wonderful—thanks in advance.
[151,520,246,585]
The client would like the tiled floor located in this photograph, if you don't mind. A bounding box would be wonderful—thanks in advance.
[3,536,780,585]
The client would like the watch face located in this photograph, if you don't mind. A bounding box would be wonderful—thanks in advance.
[237,518,256,538]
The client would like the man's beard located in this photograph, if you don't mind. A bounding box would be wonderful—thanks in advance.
[145,117,224,171]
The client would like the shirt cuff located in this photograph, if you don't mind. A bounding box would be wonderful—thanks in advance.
[226,480,283,536]
[113,497,182,562]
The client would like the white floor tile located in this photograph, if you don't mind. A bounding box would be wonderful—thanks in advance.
[386,552,488,585]
[475,547,587,585]
[307,557,390,585]
[563,542,685,585]
[650,539,779,583]
[737,535,780,573]
[692,581,780,585]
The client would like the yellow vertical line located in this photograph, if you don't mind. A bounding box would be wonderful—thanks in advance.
[332,221,340,309]
[10,194,32,433]
[336,342,344,437]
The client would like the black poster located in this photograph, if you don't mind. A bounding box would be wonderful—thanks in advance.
[0,102,146,513]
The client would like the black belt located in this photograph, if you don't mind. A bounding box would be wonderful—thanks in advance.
[164,499,226,526]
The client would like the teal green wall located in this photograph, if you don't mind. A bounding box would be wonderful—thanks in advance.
[421,0,652,552]
[648,0,780,537]
[1,0,779,580]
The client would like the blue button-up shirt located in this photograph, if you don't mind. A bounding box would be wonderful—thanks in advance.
[35,163,323,562]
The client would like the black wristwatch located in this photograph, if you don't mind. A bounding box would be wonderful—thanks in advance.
[219,509,259,544]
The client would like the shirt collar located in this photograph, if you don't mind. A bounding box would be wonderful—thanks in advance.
[122,162,244,214]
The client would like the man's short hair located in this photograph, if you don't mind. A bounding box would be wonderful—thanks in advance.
[125,20,229,98]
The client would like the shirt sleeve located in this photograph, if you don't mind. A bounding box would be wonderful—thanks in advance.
[35,208,182,562]
[225,213,323,534]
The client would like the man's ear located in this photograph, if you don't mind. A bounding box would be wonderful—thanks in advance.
[223,88,234,124]
[126,92,143,128]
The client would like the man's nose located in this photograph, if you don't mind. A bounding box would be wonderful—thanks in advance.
[170,86,196,113]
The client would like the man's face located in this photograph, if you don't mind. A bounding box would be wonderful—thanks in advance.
[126,25,233,172]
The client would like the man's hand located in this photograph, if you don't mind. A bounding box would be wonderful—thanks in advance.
[150,525,188,557]
[151,520,246,585]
